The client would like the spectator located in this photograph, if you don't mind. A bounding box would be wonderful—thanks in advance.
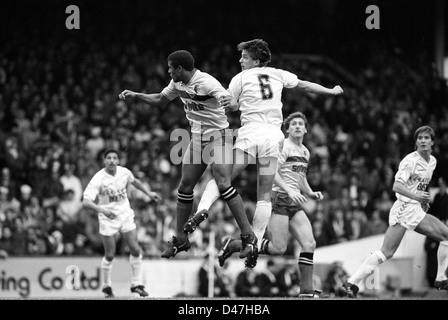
[253,259,281,297]
[197,253,233,297]
[60,163,83,202]
[276,262,301,297]
[234,268,258,297]
[326,208,353,244]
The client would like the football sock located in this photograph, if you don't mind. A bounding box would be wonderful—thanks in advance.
[299,252,314,292]
[259,239,270,255]
[101,257,113,288]
[221,186,252,235]
[252,201,272,243]
[436,241,448,281]
[197,179,220,212]
[130,254,143,287]
[177,190,194,242]
[348,250,386,286]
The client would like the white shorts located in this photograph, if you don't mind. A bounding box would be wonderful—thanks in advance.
[388,201,426,230]
[234,123,284,159]
[98,211,136,236]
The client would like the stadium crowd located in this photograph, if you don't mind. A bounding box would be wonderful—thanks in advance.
[0,1,447,262]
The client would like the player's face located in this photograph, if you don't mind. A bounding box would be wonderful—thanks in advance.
[104,153,119,172]
[239,50,259,70]
[167,60,182,82]
[415,131,434,153]
[287,118,307,138]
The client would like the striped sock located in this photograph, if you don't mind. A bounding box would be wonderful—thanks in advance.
[177,190,194,240]
[221,186,252,235]
[299,252,314,292]
[101,257,113,288]
[259,239,270,255]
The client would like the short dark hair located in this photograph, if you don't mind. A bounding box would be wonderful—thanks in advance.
[237,39,271,67]
[168,50,195,71]
[283,111,308,131]
[414,125,435,142]
[103,149,120,159]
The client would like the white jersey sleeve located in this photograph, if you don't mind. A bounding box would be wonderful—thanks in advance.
[160,80,179,101]
[83,171,102,202]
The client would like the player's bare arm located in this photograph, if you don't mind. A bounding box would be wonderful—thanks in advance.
[392,180,431,204]
[219,95,239,112]
[131,179,162,202]
[119,90,170,106]
[296,80,344,96]
[82,198,117,219]
[273,171,307,205]
[297,173,324,201]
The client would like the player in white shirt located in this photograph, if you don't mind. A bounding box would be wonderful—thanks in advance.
[215,112,324,298]
[83,149,161,298]
[119,50,256,261]
[343,126,448,298]
[186,39,343,268]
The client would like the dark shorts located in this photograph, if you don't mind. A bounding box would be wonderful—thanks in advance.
[271,190,303,219]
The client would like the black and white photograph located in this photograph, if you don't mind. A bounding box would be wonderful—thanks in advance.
[0,0,447,314]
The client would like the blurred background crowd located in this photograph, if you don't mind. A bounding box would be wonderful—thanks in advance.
[0,0,447,267]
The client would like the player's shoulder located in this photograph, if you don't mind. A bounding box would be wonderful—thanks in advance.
[89,168,106,182]
[194,69,222,86]
[401,151,419,164]
[194,69,218,82]
[430,154,437,166]
[116,165,131,174]
[302,144,311,156]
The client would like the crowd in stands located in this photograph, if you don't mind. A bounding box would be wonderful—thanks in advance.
[1,1,448,260]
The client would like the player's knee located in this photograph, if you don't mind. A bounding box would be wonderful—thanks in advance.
[215,179,231,191]
[257,193,271,203]
[104,255,114,262]
[270,242,287,255]
[437,227,448,241]
[302,239,316,252]
[178,181,194,193]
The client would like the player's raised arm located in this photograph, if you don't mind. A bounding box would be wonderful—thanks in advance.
[118,90,170,106]
[296,79,344,96]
